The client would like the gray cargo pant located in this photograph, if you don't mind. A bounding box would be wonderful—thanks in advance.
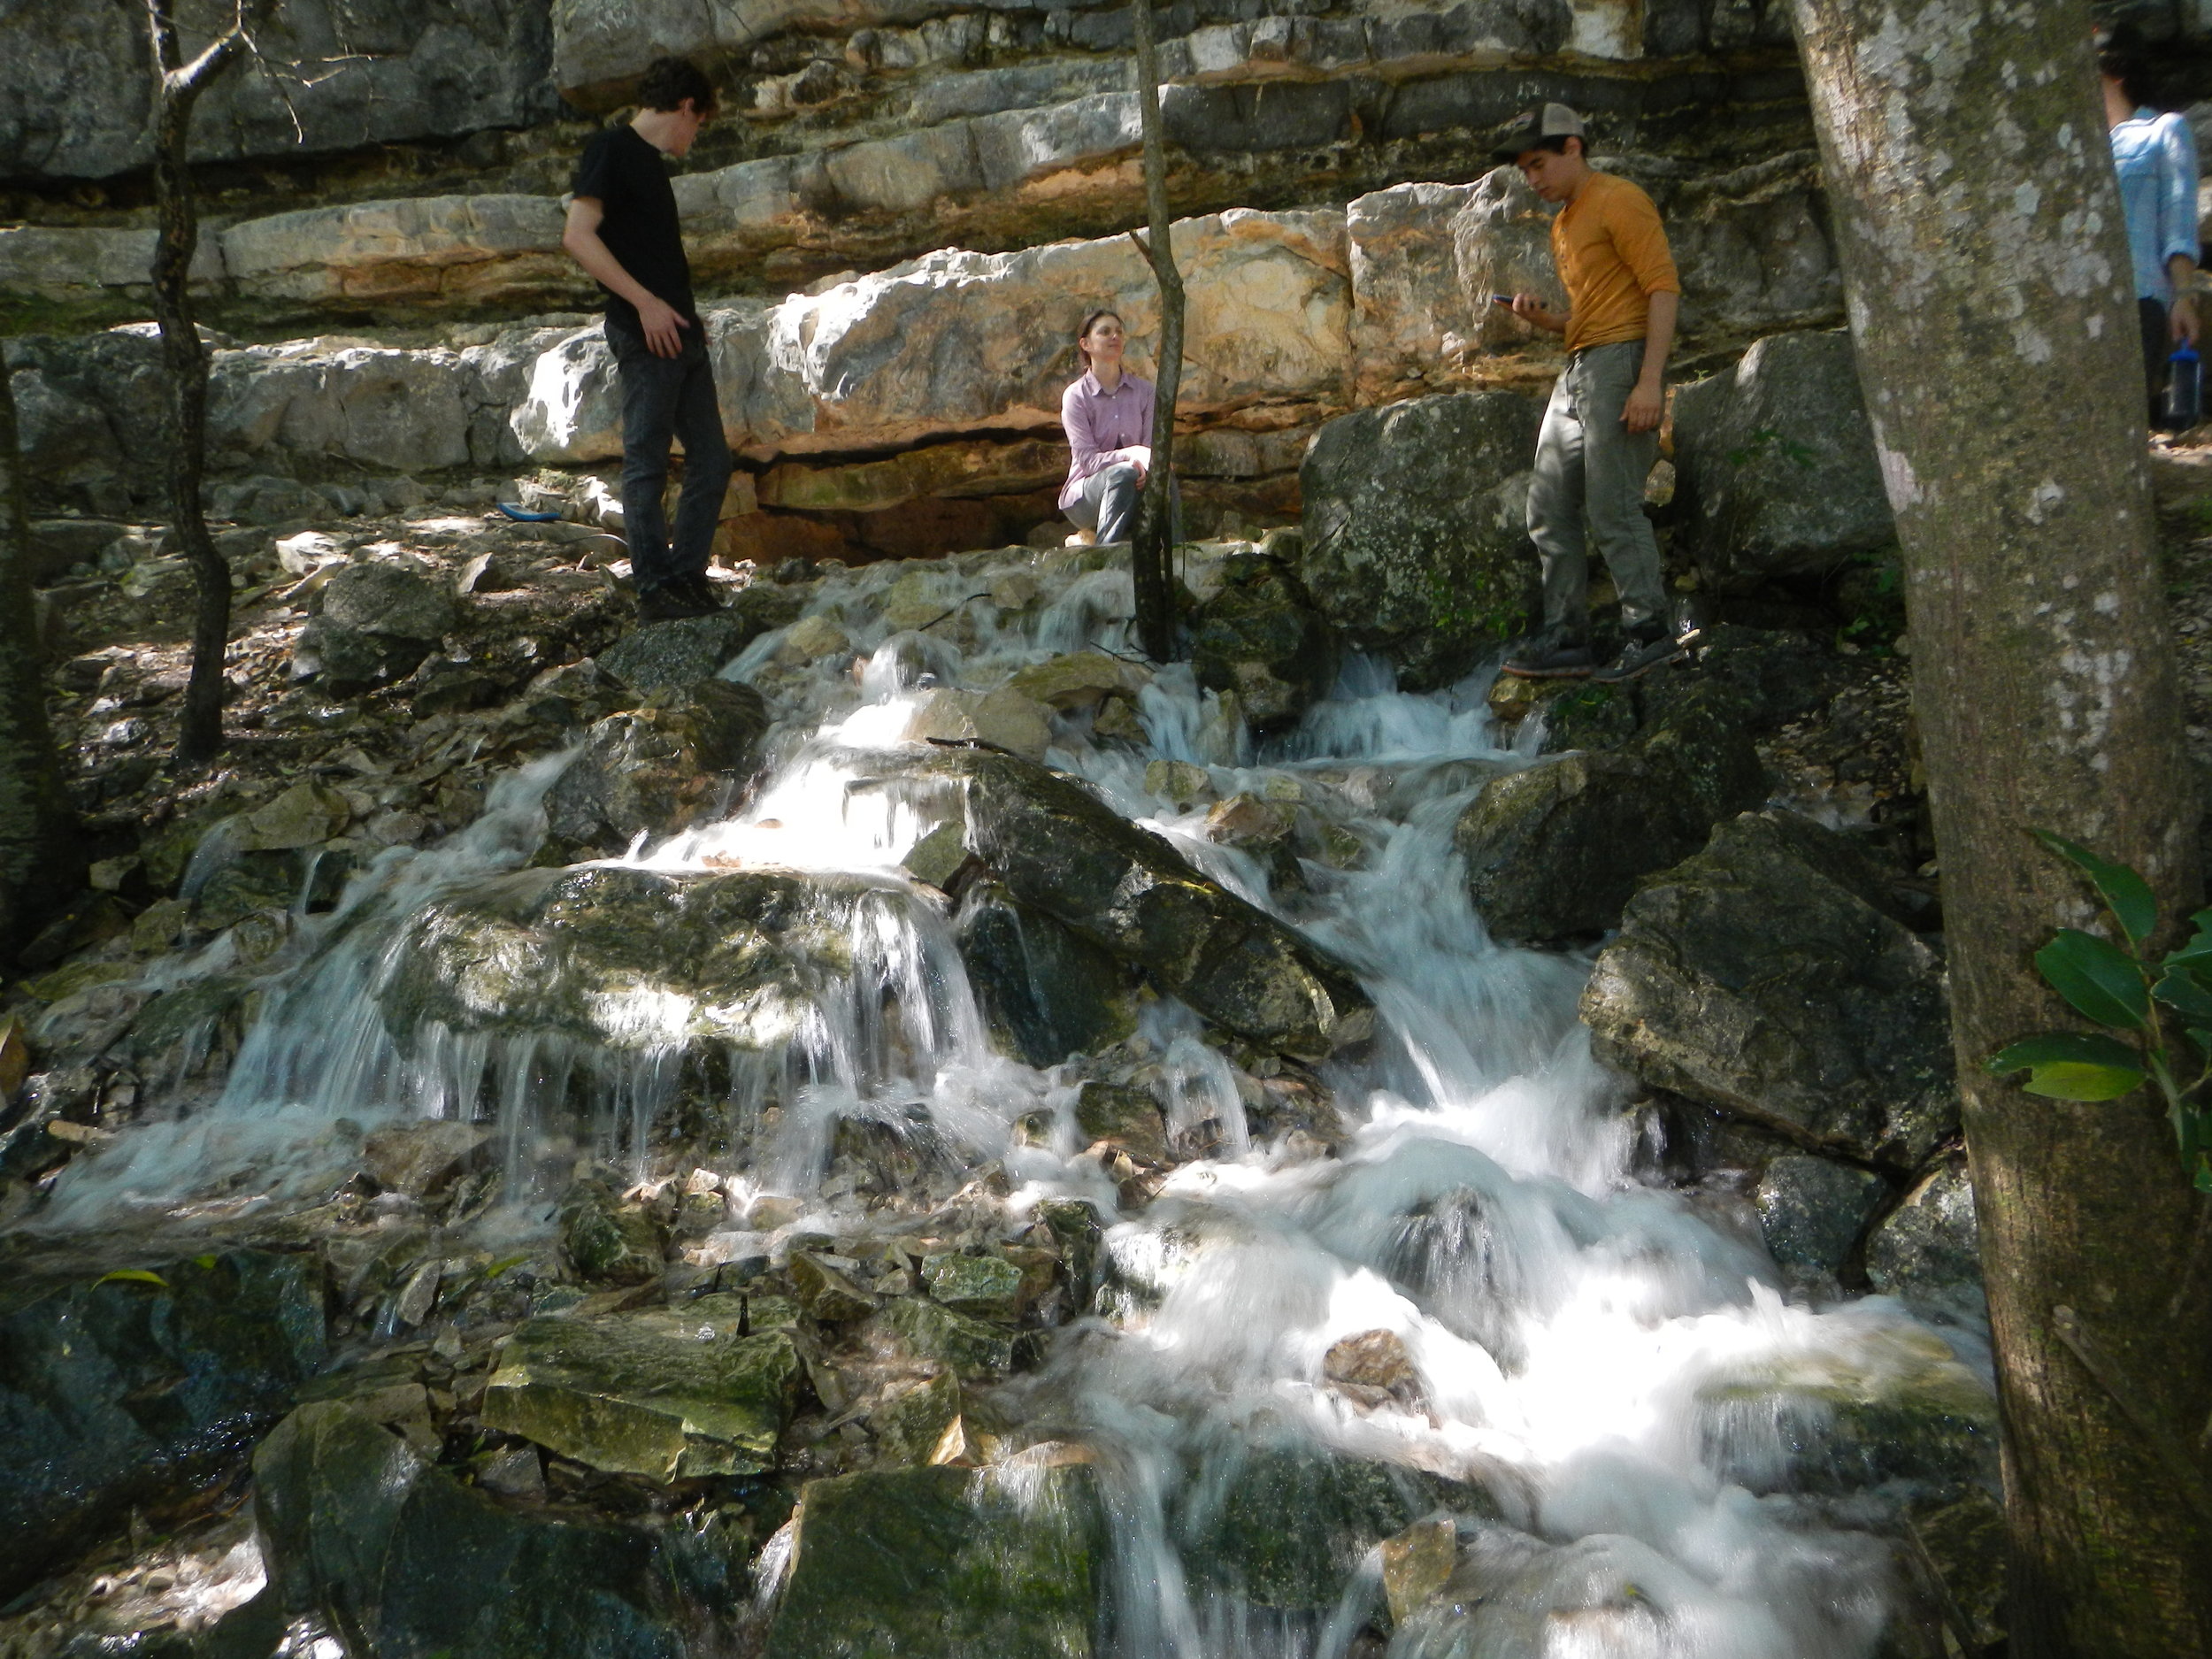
[1527,338,1669,635]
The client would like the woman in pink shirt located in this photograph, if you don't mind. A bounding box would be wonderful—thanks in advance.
[1058,310,1158,545]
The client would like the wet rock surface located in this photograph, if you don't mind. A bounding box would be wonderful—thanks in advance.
[1583,810,1956,1166]
[0,1252,326,1599]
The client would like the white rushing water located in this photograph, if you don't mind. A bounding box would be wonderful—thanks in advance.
[44,542,1985,1657]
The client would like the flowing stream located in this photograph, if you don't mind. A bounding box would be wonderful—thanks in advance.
[44,544,1985,1658]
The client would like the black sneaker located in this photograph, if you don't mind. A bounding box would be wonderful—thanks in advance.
[670,571,727,611]
[636,580,719,622]
[1502,625,1595,680]
[1594,628,1687,684]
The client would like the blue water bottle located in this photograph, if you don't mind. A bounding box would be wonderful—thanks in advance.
[2169,339,2201,430]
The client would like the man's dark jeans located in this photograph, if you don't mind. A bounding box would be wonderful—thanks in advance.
[606,315,732,592]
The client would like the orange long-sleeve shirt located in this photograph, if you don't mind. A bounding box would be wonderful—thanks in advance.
[1552,170,1680,355]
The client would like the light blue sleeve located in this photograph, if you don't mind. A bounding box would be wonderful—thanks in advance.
[2159,113,2201,274]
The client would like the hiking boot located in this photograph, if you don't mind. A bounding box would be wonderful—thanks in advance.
[635,580,719,622]
[1594,627,1687,684]
[1502,625,1595,680]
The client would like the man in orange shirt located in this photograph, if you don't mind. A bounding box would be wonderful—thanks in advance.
[1494,105,1686,683]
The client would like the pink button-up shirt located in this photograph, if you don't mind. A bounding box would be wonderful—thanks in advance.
[1058,368,1156,511]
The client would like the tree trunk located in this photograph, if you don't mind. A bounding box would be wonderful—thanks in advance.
[0,353,84,964]
[1126,0,1182,663]
[1786,2,2212,1652]
[145,0,252,764]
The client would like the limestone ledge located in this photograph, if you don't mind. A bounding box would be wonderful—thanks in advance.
[10,165,1839,519]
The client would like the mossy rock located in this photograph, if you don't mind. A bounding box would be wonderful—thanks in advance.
[254,1401,743,1658]
[1177,1440,1482,1610]
[765,1462,1103,1659]
[560,1179,667,1285]
[480,1306,800,1479]
[1188,554,1338,731]
[884,1296,1016,1379]
[1297,391,1544,689]
[922,1252,1024,1321]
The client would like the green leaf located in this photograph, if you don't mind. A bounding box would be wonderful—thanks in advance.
[2032,831,2158,945]
[2035,929,2151,1029]
[95,1269,170,1291]
[2164,909,2212,972]
[1987,1032,2147,1100]
[485,1255,531,1279]
[2154,967,2212,1022]
[192,1254,217,1271]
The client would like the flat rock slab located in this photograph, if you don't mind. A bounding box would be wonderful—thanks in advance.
[595,614,747,690]
[766,1460,1103,1659]
[481,1301,801,1479]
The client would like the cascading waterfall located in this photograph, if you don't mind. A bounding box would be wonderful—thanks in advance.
[40,544,1985,1658]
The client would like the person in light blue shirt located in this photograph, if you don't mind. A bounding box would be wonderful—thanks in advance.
[2100,25,2200,425]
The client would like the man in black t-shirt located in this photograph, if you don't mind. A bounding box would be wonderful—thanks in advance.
[562,56,732,622]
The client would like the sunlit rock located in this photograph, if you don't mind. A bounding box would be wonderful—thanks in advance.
[1583,810,1957,1165]
[480,1302,801,1478]
[1298,391,1542,690]
[764,1459,1102,1659]
[219,194,573,304]
[376,864,873,1052]
[921,1250,1024,1320]
[906,686,1053,762]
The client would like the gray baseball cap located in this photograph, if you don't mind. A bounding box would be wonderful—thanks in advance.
[1493,102,1587,162]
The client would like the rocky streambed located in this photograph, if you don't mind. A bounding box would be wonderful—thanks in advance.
[0,511,2005,1659]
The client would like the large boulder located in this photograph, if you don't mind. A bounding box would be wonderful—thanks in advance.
[1455,692,1769,943]
[893,747,1373,1060]
[1188,552,1338,731]
[481,1302,801,1479]
[294,560,459,694]
[0,1250,326,1598]
[252,1400,740,1659]
[764,1459,1104,1659]
[1297,391,1543,690]
[1582,810,1956,1166]
[1670,329,1896,594]
[219,193,574,305]
[545,679,772,849]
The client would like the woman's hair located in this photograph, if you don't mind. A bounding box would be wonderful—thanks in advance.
[2097,23,2149,107]
[1075,309,1123,368]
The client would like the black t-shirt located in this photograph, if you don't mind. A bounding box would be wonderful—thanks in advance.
[571,124,695,331]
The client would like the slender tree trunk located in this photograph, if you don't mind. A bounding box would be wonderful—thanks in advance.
[1126,0,1182,663]
[145,0,254,764]
[0,356,84,964]
[1787,2,2212,1652]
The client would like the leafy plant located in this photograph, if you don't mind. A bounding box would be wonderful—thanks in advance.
[1725,426,1819,469]
[1986,832,2212,1192]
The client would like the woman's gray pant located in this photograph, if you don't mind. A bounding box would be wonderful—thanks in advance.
[1066,462,1144,545]
[1527,339,1670,635]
